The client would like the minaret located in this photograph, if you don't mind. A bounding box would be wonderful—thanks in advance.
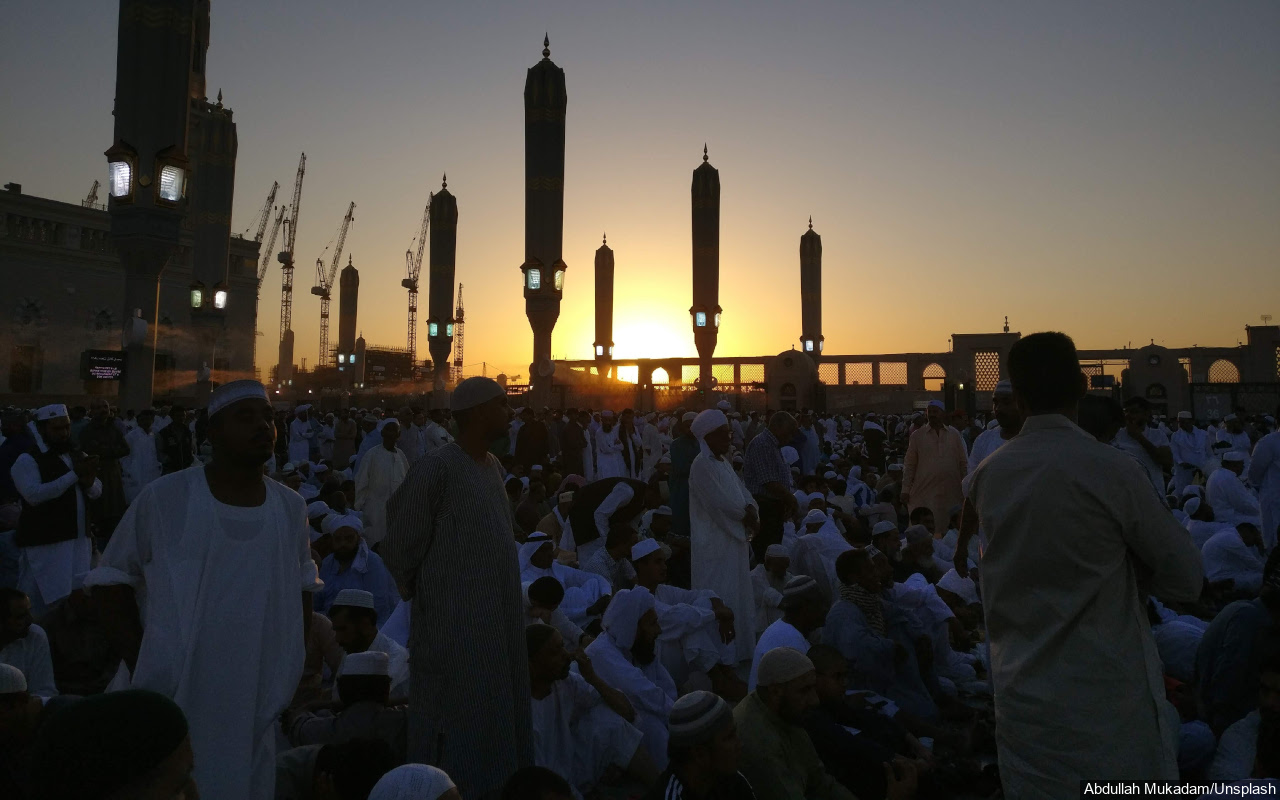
[427,175,458,397]
[690,144,721,399]
[521,34,568,407]
[338,255,359,364]
[593,233,614,376]
[106,0,198,411]
[799,216,823,358]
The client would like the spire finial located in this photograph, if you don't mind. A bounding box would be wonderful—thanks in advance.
[808,215,813,230]
[216,88,223,107]
[348,254,352,266]
[542,33,550,59]
[703,143,709,162]
[602,232,607,245]
[1003,315,1009,334]
[442,173,447,189]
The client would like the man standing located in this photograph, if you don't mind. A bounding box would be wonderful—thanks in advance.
[121,409,162,504]
[559,408,587,478]
[332,408,359,471]
[744,412,800,563]
[355,420,409,547]
[688,410,759,666]
[1206,452,1262,529]
[514,407,550,475]
[79,398,130,539]
[668,413,700,539]
[901,400,967,536]
[1112,397,1173,498]
[155,405,193,475]
[969,332,1202,798]
[1171,411,1211,493]
[382,377,533,796]
[595,411,627,480]
[12,405,101,616]
[967,381,1024,472]
[88,379,322,800]
[1249,412,1280,550]
[289,406,316,466]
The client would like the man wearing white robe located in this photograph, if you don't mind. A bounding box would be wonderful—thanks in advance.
[969,333,1202,800]
[519,533,610,630]
[1216,415,1254,473]
[750,544,794,633]
[121,410,162,504]
[288,406,316,465]
[355,420,410,546]
[688,409,758,665]
[1201,523,1267,594]
[87,380,321,800]
[1249,423,1280,551]
[594,412,627,480]
[1207,452,1262,529]
[640,414,666,482]
[1171,411,1211,493]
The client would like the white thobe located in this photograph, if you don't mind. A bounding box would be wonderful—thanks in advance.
[688,452,757,663]
[397,425,421,464]
[1201,529,1266,594]
[1248,432,1280,550]
[122,427,162,503]
[421,422,453,455]
[1209,711,1260,781]
[0,623,58,699]
[1186,519,1234,549]
[532,670,644,795]
[1205,469,1261,528]
[85,467,321,800]
[650,583,733,687]
[509,419,524,456]
[594,428,627,480]
[354,446,409,545]
[1170,427,1211,491]
[583,632,677,770]
[641,425,665,481]
[520,559,610,630]
[1216,429,1254,472]
[318,424,335,462]
[1112,427,1171,498]
[288,417,315,464]
[749,565,791,633]
[11,449,101,614]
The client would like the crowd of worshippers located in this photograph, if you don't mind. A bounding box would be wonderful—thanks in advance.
[0,366,1277,800]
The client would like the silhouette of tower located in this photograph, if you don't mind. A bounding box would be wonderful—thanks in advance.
[799,217,822,358]
[690,145,720,399]
[427,176,457,396]
[594,233,614,376]
[338,255,359,361]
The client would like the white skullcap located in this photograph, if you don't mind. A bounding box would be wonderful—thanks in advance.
[993,379,1013,396]
[904,524,932,545]
[322,513,364,536]
[928,399,945,410]
[306,500,330,519]
[716,400,733,412]
[295,404,312,413]
[1223,451,1246,464]
[631,538,663,562]
[668,690,734,747]
[765,544,790,559]
[806,492,825,505]
[780,575,819,608]
[601,410,615,419]
[658,455,672,465]
[281,462,298,475]
[0,663,26,693]
[363,414,377,423]
[205,379,271,419]
[1183,496,1202,516]
[531,464,544,472]
[871,521,898,537]
[1181,484,1204,498]
[887,463,903,472]
[35,404,69,421]
[653,505,672,516]
[681,411,697,423]
[313,463,330,474]
[937,569,980,605]
[756,647,815,687]
[342,651,390,677]
[986,419,999,430]
[691,409,728,439]
[823,471,837,480]
[804,509,827,525]
[1177,411,1193,420]
[450,377,506,411]
[332,589,375,610]
[781,446,799,466]
[369,764,456,800]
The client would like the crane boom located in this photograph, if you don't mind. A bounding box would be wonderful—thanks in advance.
[250,181,279,242]
[256,206,285,291]
[401,195,431,366]
[278,153,306,347]
[311,202,356,367]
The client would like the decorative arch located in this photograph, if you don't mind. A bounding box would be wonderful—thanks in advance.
[650,367,670,385]
[923,362,946,392]
[780,381,798,410]
[1207,359,1240,384]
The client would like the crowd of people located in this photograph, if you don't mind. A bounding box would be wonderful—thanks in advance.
[1,330,1278,799]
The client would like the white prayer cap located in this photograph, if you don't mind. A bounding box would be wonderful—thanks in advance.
[1181,484,1204,498]
[313,463,330,474]
[887,463,903,473]
[332,589,375,610]
[0,663,26,694]
[658,455,672,465]
[927,399,945,410]
[323,513,364,536]
[206,379,271,419]
[369,764,456,800]
[1223,451,1246,464]
[986,419,999,430]
[527,531,552,542]
[644,413,657,422]
[668,690,734,747]
[1224,414,1238,422]
[691,409,728,439]
[295,404,312,413]
[631,538,663,562]
[937,569,980,605]
[342,651,389,677]
[35,404,69,421]
[756,647,814,687]
[450,377,506,411]
[716,400,733,412]
[601,586,656,651]
[601,410,616,419]
[363,414,377,423]
[654,505,672,516]
[732,454,744,464]
[806,492,825,505]
[780,575,819,607]
[993,379,1013,396]
[781,446,799,465]
[1183,496,1202,516]
[823,471,837,480]
[306,500,330,519]
[1177,411,1193,420]
[765,544,790,559]
[904,524,932,545]
[803,509,827,525]
[281,462,298,475]
[871,521,898,537]
[681,411,697,423]
[531,464,544,472]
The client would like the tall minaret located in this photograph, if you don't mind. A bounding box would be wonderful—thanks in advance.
[799,216,823,358]
[428,175,458,397]
[521,34,568,407]
[593,233,614,376]
[690,144,721,399]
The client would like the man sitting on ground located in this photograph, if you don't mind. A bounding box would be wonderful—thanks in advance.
[749,575,827,692]
[285,651,407,762]
[316,514,399,627]
[329,590,409,701]
[643,690,757,800]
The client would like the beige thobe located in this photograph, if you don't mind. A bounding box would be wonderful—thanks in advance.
[902,423,968,528]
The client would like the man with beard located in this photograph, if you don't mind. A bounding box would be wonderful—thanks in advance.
[316,514,399,627]
[0,588,57,699]
[12,405,101,616]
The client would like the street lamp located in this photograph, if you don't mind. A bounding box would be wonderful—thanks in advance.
[189,282,205,309]
[213,283,228,310]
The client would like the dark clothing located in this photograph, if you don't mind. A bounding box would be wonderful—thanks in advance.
[804,703,908,800]
[38,599,120,695]
[0,430,35,504]
[669,435,700,537]
[1195,598,1280,734]
[514,420,550,474]
[566,477,647,548]
[15,448,80,547]
[78,420,129,533]
[560,421,586,476]
[752,495,786,564]
[156,422,193,474]
[643,768,757,800]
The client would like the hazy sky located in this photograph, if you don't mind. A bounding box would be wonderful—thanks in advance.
[4,1,1278,379]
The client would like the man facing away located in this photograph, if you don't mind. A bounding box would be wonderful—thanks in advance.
[969,332,1203,799]
[382,377,533,796]
[88,379,322,800]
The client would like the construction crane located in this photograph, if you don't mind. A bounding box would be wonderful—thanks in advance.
[401,195,431,366]
[278,154,306,345]
[252,206,286,368]
[248,181,279,241]
[82,180,100,208]
[453,283,465,382]
[310,201,356,366]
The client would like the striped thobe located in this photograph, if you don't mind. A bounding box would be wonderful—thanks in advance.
[383,442,534,796]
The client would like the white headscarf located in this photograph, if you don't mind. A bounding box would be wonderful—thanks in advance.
[368,764,456,800]
[691,409,729,458]
[518,533,554,574]
[602,586,655,652]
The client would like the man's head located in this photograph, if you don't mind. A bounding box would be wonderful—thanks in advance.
[605,523,637,558]
[1226,414,1245,435]
[666,691,740,782]
[380,420,400,449]
[329,522,362,565]
[925,401,945,428]
[764,544,790,579]
[451,377,509,443]
[525,537,555,570]
[836,548,880,592]
[207,381,276,467]
[336,651,392,707]
[903,524,934,560]
[526,576,565,617]
[1124,396,1152,430]
[1077,395,1126,443]
[649,507,672,537]
[1008,331,1086,416]
[1238,523,1264,549]
[137,408,155,433]
[526,624,573,685]
[779,576,826,633]
[908,506,935,535]
[36,405,72,454]
[807,643,850,706]
[755,647,819,724]
[0,664,32,748]
[330,591,379,654]
[768,411,798,441]
[31,689,196,800]
[803,509,826,534]
[1222,452,1246,477]
[870,521,900,559]
[630,540,668,587]
[0,589,32,642]
[89,398,110,423]
[602,587,661,663]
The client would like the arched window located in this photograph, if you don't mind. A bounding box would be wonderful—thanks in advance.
[923,363,946,393]
[651,367,670,386]
[1207,359,1240,383]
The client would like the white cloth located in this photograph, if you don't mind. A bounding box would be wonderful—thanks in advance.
[531,670,644,794]
[1170,427,1211,491]
[1151,619,1204,684]
[594,427,627,480]
[969,414,1202,798]
[1206,468,1262,528]
[84,466,321,800]
[1209,710,1259,781]
[594,483,635,544]
[748,619,810,692]
[333,631,411,700]
[121,427,163,504]
[583,618,677,770]
[519,553,610,630]
[1216,429,1254,472]
[1201,529,1266,594]
[11,449,101,614]
[0,623,58,699]
[355,446,409,545]
[1112,427,1171,498]
[288,417,315,464]
[688,452,757,663]
[967,426,1008,473]
[650,583,732,687]
[1249,431,1280,550]
[749,565,790,633]
[1186,519,1234,549]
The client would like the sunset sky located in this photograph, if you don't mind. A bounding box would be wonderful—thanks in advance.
[3,1,1278,380]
